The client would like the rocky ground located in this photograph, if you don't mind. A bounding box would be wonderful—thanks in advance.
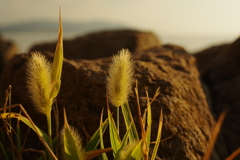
[0,29,239,159]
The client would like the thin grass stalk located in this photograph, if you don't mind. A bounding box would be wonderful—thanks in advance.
[16,115,22,159]
[2,117,16,159]
[134,80,144,138]
[2,118,24,159]
[226,148,240,160]
[144,91,152,160]
[117,106,119,134]
[0,104,57,160]
[53,99,60,157]
[100,108,108,160]
[150,87,160,104]
[21,127,30,158]
[0,141,9,160]
[202,110,227,160]
[151,108,163,160]
[145,91,152,147]
[53,99,59,137]
[3,85,16,159]
[106,93,121,156]
[47,112,53,151]
[8,85,12,131]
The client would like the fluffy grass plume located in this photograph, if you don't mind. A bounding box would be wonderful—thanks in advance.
[61,125,84,160]
[118,141,138,160]
[61,109,84,160]
[106,49,134,107]
[26,52,52,115]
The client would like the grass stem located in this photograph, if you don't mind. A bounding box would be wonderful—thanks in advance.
[117,106,119,134]
[47,111,53,160]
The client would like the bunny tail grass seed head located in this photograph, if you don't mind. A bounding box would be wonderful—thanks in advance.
[61,126,84,160]
[61,109,84,160]
[106,49,134,107]
[118,141,138,160]
[26,52,52,115]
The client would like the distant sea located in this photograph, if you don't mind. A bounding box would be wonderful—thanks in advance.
[1,31,239,54]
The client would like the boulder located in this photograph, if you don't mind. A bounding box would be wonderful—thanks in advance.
[195,37,240,159]
[0,35,18,73]
[0,45,225,159]
[29,29,161,60]
[194,44,229,75]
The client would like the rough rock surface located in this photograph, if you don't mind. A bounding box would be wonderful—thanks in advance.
[0,35,18,73]
[195,37,240,159]
[29,29,161,60]
[0,45,224,159]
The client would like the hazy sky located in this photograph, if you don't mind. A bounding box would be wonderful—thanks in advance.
[1,0,240,36]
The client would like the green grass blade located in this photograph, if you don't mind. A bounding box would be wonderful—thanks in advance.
[52,134,59,154]
[0,105,56,159]
[38,135,59,160]
[151,108,163,160]
[99,108,108,160]
[62,127,81,159]
[62,109,83,160]
[115,122,134,160]
[202,110,227,160]
[0,113,49,142]
[50,7,63,99]
[121,102,139,142]
[146,92,152,153]
[82,148,112,160]
[129,140,143,160]
[84,118,108,152]
[108,108,121,156]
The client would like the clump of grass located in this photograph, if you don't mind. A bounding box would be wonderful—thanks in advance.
[0,8,165,160]
[106,49,135,133]
[106,50,163,160]
[24,9,64,154]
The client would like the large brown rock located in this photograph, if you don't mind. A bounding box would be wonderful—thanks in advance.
[0,45,225,159]
[195,37,240,159]
[0,35,18,73]
[29,29,161,60]
[194,44,229,75]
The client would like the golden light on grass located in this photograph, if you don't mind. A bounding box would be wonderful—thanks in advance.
[25,8,63,152]
[106,49,134,107]
[61,109,84,160]
[118,141,138,160]
[26,52,52,115]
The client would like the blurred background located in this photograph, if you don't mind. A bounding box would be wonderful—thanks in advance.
[0,0,240,53]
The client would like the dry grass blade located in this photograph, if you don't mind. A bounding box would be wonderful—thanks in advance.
[2,118,18,159]
[0,104,58,160]
[225,147,240,160]
[77,120,91,140]
[202,110,227,160]
[151,108,163,160]
[134,79,144,138]
[23,148,45,154]
[83,148,112,160]
[150,87,160,104]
